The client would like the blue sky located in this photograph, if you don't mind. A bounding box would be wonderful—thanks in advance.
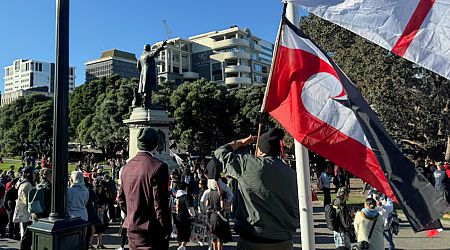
[0,0,306,92]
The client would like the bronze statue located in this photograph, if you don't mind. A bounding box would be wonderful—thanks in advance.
[134,41,168,108]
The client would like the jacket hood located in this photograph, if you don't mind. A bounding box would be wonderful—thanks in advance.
[71,183,85,191]
[332,198,346,206]
[362,208,379,219]
[176,190,187,198]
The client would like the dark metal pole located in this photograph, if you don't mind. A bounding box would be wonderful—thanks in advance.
[50,0,69,219]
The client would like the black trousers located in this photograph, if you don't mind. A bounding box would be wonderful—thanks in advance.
[323,187,331,207]
[20,221,32,250]
[7,210,19,239]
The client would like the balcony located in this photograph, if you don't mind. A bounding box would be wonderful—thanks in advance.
[253,44,262,51]
[182,71,199,79]
[225,77,252,85]
[210,51,250,62]
[225,65,251,74]
[212,38,250,50]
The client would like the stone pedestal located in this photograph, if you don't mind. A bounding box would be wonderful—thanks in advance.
[28,217,88,250]
[123,107,177,169]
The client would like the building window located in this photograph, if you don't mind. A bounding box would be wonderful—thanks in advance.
[254,64,262,73]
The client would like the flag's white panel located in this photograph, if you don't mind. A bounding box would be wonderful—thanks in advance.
[281,25,331,64]
[286,0,450,80]
[403,1,450,79]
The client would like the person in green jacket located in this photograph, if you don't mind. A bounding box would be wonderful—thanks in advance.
[214,128,299,250]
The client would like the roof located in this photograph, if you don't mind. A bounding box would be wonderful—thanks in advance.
[100,49,137,61]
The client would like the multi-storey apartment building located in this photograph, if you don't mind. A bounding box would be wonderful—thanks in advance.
[2,59,75,106]
[85,49,139,82]
[153,26,274,87]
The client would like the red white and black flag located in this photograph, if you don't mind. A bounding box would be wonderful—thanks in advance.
[262,16,447,232]
[286,0,450,80]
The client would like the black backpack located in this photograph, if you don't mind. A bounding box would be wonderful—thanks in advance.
[325,204,340,231]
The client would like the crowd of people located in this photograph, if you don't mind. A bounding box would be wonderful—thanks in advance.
[1,125,448,250]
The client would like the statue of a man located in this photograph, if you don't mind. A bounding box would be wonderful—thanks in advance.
[134,41,167,108]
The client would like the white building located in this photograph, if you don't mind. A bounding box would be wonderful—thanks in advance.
[152,26,274,87]
[2,59,75,106]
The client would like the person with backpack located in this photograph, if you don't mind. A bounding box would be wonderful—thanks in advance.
[174,183,195,250]
[354,198,384,250]
[4,178,19,239]
[28,168,52,220]
[325,187,352,250]
[14,167,34,250]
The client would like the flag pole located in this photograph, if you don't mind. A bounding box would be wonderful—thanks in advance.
[256,3,287,155]
[285,2,316,249]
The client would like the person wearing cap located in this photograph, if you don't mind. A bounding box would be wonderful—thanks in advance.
[213,128,299,250]
[118,127,171,250]
[354,198,384,250]
[331,187,352,250]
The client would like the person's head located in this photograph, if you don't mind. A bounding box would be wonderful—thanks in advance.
[337,187,350,201]
[257,128,285,157]
[22,167,34,182]
[40,168,52,182]
[104,174,110,181]
[144,44,151,52]
[137,127,159,152]
[70,171,84,185]
[10,165,14,170]
[437,161,445,170]
[178,182,187,191]
[364,198,377,210]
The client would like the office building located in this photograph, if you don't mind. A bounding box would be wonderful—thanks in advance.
[152,25,274,87]
[2,59,75,106]
[85,49,139,82]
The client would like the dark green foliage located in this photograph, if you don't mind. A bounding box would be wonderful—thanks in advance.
[71,75,136,158]
[0,94,53,156]
[169,79,234,155]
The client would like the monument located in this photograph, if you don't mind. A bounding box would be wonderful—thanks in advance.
[124,42,177,169]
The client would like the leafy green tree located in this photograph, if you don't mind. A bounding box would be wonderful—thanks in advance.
[0,94,53,156]
[170,79,233,154]
[75,76,136,158]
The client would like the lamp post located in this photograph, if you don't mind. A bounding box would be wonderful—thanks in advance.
[28,1,88,249]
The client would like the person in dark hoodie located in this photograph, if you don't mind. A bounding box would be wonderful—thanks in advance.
[4,178,19,239]
[331,187,352,250]
[214,128,299,250]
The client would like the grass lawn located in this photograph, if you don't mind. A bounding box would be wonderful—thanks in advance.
[1,161,80,174]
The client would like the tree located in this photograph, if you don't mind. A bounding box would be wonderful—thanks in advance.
[0,94,53,156]
[74,76,137,158]
[170,79,233,155]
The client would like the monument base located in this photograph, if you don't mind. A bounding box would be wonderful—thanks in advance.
[29,217,88,250]
[123,107,177,170]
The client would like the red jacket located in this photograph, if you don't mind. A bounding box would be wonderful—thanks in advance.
[118,152,171,237]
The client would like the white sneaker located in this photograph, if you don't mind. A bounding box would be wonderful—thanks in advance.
[117,247,124,250]
[177,246,186,250]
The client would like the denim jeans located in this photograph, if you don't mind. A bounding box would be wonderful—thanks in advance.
[333,231,351,249]
[383,228,395,250]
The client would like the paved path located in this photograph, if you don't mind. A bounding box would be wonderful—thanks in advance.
[1,202,449,250]
[1,179,449,249]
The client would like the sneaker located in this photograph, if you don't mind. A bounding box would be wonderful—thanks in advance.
[177,246,186,250]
